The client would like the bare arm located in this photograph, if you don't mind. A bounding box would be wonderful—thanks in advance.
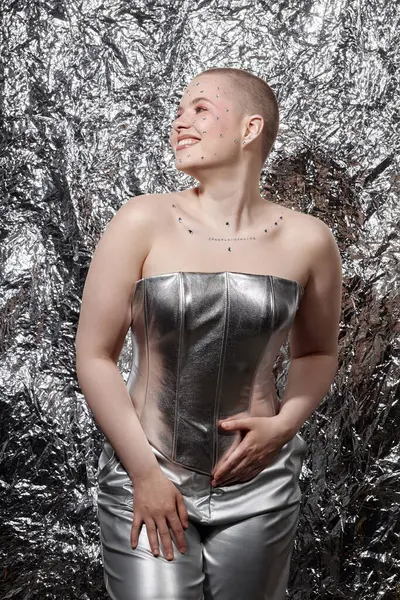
[75,196,160,483]
[276,217,343,438]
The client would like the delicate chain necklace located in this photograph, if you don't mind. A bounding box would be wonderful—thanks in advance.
[171,203,284,252]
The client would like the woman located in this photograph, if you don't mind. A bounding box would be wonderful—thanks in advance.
[75,67,342,600]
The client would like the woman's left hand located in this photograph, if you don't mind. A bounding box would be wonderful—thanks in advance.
[211,415,292,486]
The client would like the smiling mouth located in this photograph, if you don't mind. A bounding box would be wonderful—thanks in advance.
[176,140,200,150]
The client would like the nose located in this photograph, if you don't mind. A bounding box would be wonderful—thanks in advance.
[172,110,193,132]
[170,114,192,146]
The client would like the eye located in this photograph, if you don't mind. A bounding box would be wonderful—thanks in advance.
[195,106,207,113]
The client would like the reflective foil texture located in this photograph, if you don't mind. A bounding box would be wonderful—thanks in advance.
[1,1,399,599]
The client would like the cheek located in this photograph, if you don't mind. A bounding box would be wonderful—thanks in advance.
[199,113,229,140]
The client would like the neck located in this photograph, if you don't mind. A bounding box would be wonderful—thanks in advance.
[191,164,272,236]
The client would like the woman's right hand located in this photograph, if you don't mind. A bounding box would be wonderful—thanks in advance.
[130,466,189,561]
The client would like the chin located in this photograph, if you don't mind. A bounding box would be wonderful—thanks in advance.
[175,160,205,178]
[175,156,220,177]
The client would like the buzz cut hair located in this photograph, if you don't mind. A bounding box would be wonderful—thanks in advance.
[197,67,280,165]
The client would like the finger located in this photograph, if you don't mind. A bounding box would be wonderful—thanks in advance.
[130,513,143,549]
[176,493,189,530]
[144,517,160,557]
[216,457,250,485]
[212,438,241,475]
[167,511,187,554]
[220,417,255,432]
[155,517,174,560]
[217,411,249,425]
[213,446,247,480]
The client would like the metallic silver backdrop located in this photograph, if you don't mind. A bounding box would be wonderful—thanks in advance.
[0,1,399,598]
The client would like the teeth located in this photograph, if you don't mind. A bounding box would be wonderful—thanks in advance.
[177,138,199,146]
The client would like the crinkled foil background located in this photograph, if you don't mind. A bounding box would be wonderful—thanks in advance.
[0,1,399,598]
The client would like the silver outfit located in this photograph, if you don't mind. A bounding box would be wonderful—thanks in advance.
[97,271,307,600]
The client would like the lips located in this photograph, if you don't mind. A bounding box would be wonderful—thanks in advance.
[176,137,200,150]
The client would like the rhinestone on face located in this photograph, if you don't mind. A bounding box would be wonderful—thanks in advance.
[226,222,229,226]
[216,116,220,120]
[172,204,176,207]
[264,228,268,232]
[280,215,283,219]
[274,222,277,225]
[188,229,193,234]
[201,156,204,159]
[200,90,204,93]
[234,139,237,143]
[202,130,207,133]
[216,94,219,98]
[225,108,229,112]
[220,134,223,137]
[228,247,232,251]
[178,217,182,222]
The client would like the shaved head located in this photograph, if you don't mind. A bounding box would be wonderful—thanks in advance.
[195,67,279,164]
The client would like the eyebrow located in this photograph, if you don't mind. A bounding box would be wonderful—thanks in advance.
[177,96,216,111]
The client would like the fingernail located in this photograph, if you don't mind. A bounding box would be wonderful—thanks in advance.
[180,547,186,553]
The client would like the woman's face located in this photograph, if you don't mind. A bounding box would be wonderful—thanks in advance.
[169,75,244,175]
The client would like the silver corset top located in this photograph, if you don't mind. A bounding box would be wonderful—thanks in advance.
[126,271,304,475]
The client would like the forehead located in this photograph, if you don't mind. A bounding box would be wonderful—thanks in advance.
[178,75,232,106]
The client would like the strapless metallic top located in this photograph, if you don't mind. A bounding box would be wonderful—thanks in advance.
[125,271,304,475]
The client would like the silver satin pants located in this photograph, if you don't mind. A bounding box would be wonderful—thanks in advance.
[97,435,306,600]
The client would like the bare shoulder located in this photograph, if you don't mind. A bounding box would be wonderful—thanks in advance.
[122,193,161,221]
[283,206,340,260]
[281,204,333,239]
[297,211,341,268]
[122,192,175,224]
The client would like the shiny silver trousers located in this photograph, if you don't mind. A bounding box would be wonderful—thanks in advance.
[97,433,306,600]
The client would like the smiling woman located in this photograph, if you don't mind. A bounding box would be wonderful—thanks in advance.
[75,66,342,600]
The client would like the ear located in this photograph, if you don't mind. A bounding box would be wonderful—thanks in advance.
[243,114,264,142]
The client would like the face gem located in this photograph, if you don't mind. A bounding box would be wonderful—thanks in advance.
[234,139,238,143]
[216,94,219,98]
[200,90,204,92]
[225,108,229,112]
[201,156,204,159]
[216,116,219,120]
[220,134,223,137]
[202,130,207,133]
[187,154,190,156]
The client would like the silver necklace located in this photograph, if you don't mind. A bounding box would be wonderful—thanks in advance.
[172,203,284,252]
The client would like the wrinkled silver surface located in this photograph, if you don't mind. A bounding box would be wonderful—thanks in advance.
[125,271,303,474]
[1,1,399,599]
